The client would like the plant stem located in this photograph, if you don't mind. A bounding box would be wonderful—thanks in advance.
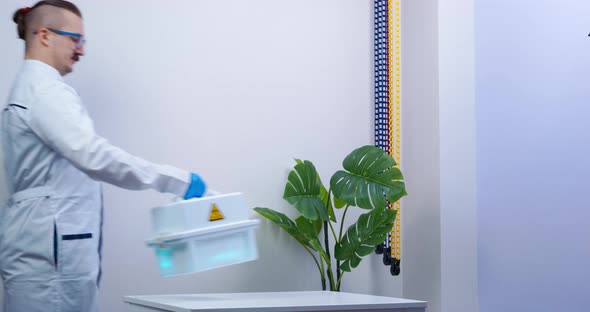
[327,262,336,291]
[336,260,341,287]
[323,220,335,290]
[335,205,351,288]
[325,190,339,241]
[302,245,325,290]
[338,205,350,242]
[328,218,338,242]
[321,188,337,290]
[336,270,345,291]
[318,252,327,291]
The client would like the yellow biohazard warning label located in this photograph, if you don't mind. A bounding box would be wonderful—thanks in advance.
[209,203,224,221]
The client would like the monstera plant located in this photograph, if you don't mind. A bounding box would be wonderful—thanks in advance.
[254,145,406,291]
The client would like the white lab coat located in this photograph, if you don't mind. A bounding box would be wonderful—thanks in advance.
[0,60,191,312]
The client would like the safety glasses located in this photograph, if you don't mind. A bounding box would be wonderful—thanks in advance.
[47,28,86,49]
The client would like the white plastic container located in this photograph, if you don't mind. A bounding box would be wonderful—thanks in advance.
[145,192,260,276]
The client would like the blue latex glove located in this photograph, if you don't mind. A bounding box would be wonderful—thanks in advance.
[183,173,206,199]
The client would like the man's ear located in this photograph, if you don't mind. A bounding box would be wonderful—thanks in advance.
[38,28,52,47]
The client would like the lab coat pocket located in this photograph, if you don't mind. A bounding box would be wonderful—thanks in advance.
[0,194,55,278]
[55,212,99,275]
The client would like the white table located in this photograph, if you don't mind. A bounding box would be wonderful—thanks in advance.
[124,291,427,312]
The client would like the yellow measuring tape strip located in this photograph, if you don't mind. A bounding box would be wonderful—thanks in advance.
[388,0,402,263]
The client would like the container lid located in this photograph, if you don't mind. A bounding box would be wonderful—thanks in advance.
[157,192,243,209]
[146,219,260,246]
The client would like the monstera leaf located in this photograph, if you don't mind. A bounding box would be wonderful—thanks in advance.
[293,158,337,222]
[284,160,328,220]
[334,207,397,271]
[319,184,337,222]
[295,216,329,262]
[253,208,328,260]
[330,146,406,210]
[253,208,309,246]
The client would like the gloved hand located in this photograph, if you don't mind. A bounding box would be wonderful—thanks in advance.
[183,173,206,199]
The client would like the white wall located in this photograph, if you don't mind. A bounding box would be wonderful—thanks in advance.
[1,1,405,311]
[402,1,479,312]
[438,1,478,312]
[475,1,590,312]
[401,0,442,312]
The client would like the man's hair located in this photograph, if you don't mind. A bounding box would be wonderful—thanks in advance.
[12,0,82,40]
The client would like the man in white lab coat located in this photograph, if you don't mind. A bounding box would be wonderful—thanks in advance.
[0,1,208,311]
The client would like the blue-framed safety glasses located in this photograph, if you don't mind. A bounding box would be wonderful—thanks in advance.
[47,28,86,49]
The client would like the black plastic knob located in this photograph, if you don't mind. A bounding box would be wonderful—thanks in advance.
[390,262,400,275]
[375,243,385,254]
[382,248,392,265]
